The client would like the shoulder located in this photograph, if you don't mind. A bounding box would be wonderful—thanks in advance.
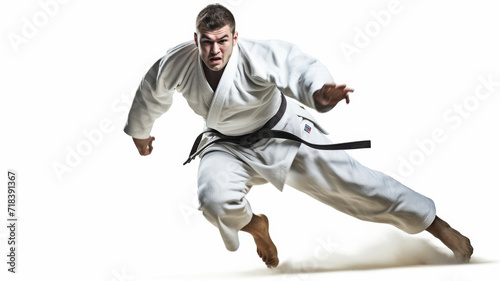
[160,40,198,66]
[238,38,298,55]
[143,41,197,87]
[237,38,305,75]
[165,40,197,56]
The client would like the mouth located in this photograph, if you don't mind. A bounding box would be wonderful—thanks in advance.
[209,57,222,64]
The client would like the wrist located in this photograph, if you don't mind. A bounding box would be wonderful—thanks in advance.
[313,90,336,113]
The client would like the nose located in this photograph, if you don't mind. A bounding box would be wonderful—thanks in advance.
[210,43,220,54]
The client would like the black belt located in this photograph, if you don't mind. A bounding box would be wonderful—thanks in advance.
[183,94,371,165]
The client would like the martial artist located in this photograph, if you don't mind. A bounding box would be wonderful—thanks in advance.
[124,4,473,268]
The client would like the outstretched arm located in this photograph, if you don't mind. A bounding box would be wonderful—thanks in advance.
[313,83,354,113]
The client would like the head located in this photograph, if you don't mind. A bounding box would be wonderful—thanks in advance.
[194,4,238,72]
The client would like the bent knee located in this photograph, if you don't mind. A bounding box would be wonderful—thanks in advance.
[197,184,245,211]
[197,186,219,212]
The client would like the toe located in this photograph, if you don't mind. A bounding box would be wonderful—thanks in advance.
[266,257,279,268]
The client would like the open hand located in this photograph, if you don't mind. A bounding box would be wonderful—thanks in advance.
[313,83,354,112]
[132,136,155,156]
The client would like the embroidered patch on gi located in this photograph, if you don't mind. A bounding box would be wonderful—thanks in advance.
[304,124,312,133]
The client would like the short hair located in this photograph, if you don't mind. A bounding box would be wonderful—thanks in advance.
[196,4,236,34]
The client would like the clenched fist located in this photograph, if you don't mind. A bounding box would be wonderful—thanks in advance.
[132,136,156,156]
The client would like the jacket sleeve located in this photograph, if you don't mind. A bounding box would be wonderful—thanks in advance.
[257,40,335,110]
[124,56,175,139]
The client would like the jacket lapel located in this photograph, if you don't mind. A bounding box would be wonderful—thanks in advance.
[205,44,239,129]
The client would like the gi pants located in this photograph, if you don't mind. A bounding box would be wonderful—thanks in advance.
[197,103,436,252]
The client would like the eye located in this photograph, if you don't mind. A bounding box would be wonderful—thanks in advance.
[219,39,228,44]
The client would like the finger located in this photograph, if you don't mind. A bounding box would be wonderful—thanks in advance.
[142,147,151,156]
[345,87,354,93]
[148,137,155,154]
[323,83,337,91]
[336,84,347,90]
[345,93,350,104]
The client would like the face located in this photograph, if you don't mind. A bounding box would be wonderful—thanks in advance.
[195,25,238,72]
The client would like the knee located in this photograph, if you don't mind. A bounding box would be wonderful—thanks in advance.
[198,169,248,209]
[197,181,239,213]
[197,183,221,212]
[197,180,250,221]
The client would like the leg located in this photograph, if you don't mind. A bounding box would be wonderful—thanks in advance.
[286,146,437,234]
[197,151,278,266]
[285,119,465,257]
[426,216,473,262]
[287,122,473,261]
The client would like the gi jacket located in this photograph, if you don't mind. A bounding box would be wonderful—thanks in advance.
[124,38,335,190]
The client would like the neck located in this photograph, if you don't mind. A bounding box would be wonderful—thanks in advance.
[203,63,225,91]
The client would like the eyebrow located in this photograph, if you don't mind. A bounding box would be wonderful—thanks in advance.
[201,34,229,41]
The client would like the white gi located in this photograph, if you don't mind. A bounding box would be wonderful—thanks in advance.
[124,38,437,251]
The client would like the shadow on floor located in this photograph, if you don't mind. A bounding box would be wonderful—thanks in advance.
[246,231,486,277]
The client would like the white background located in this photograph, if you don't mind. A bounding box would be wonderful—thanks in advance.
[1,0,499,280]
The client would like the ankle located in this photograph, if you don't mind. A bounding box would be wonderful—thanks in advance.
[241,214,258,233]
[426,217,441,239]
[241,214,267,238]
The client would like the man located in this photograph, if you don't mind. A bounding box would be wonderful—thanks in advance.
[124,4,473,268]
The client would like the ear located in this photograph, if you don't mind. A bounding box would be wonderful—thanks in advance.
[194,32,198,47]
[233,31,238,46]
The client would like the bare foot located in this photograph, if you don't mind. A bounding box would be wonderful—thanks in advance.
[426,216,473,262]
[241,214,279,268]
